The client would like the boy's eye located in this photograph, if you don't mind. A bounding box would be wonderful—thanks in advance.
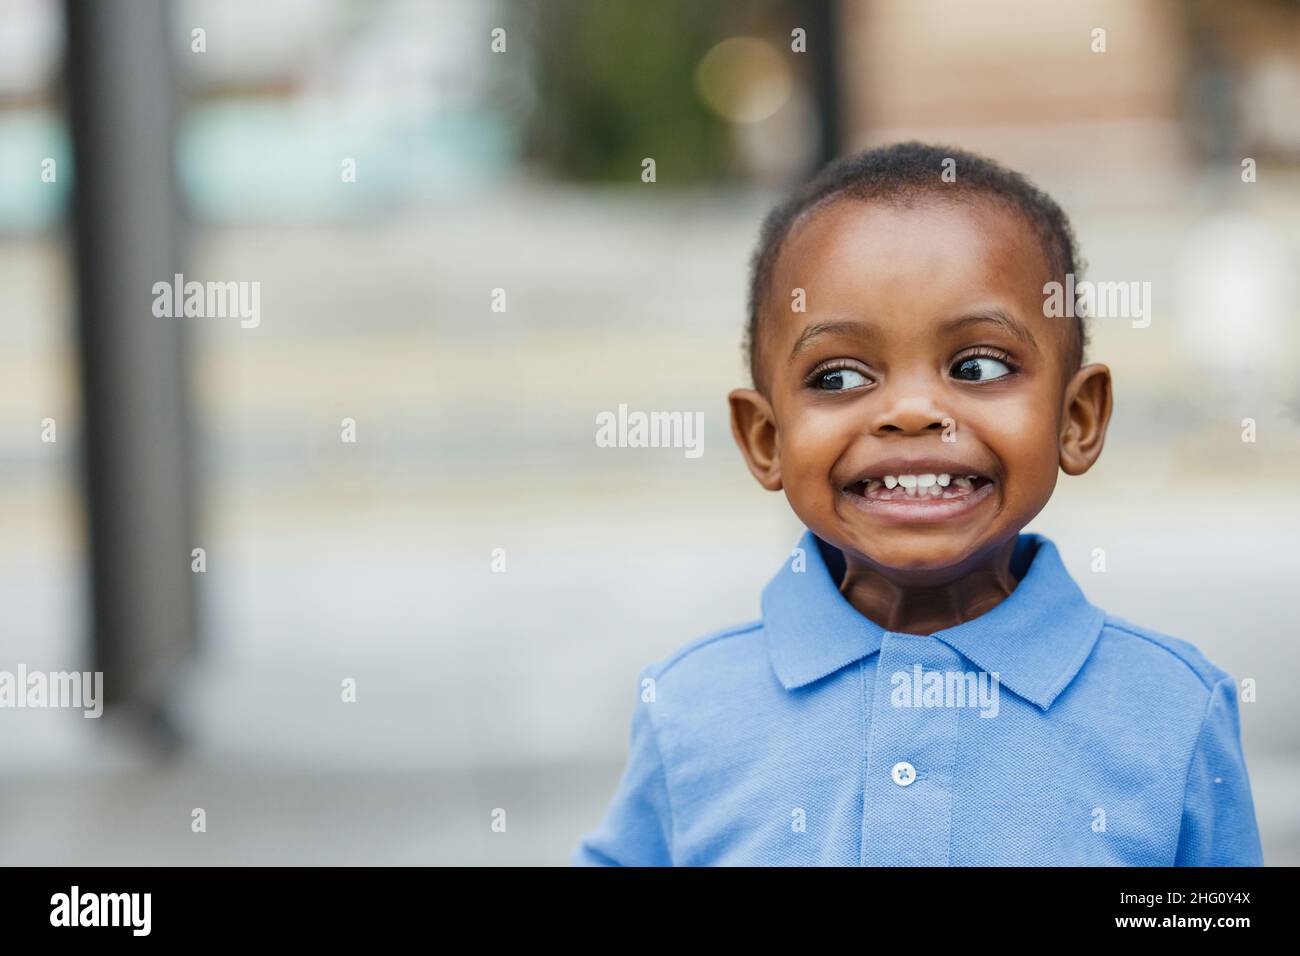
[951,355,1013,382]
[814,368,869,391]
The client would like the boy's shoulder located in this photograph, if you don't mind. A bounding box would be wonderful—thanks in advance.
[638,619,768,692]
[1097,612,1236,692]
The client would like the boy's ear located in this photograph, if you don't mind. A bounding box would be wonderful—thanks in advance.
[1059,363,1113,476]
[728,388,782,491]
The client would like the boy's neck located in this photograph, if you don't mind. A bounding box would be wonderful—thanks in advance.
[836,535,1022,636]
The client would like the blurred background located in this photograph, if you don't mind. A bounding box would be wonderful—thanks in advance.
[1,0,1298,865]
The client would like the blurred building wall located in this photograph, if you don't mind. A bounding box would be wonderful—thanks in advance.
[842,0,1189,183]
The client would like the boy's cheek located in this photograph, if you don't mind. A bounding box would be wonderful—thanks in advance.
[775,450,835,506]
[776,439,841,496]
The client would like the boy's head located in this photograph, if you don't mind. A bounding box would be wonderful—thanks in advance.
[729,142,1113,579]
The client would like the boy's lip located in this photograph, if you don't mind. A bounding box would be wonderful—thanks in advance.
[840,478,996,523]
[842,456,994,486]
[840,455,998,524]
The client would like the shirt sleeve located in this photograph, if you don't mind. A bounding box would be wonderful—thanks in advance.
[569,674,675,866]
[1174,674,1264,866]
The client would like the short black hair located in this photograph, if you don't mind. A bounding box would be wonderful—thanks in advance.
[745,141,1087,390]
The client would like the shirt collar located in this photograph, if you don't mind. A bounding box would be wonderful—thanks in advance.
[761,528,1106,711]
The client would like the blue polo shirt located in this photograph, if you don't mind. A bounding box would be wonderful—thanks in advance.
[571,529,1264,866]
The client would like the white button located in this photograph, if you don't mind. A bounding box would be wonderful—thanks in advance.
[891,761,916,786]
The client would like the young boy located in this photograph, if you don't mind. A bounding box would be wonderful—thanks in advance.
[570,142,1264,866]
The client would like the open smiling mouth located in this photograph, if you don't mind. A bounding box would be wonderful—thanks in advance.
[846,472,995,502]
[841,470,997,523]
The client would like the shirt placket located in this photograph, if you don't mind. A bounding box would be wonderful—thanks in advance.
[861,633,962,866]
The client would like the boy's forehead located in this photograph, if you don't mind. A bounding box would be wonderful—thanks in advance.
[769,194,1059,347]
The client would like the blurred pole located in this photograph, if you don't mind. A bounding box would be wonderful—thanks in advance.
[64,0,194,748]
[807,0,843,165]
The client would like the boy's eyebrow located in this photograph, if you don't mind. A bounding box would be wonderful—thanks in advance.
[789,319,880,359]
[939,310,1041,354]
[789,310,1040,360]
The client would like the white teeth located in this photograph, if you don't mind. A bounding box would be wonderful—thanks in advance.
[864,472,987,499]
[880,472,957,486]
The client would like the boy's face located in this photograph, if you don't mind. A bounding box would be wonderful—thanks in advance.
[730,195,1112,579]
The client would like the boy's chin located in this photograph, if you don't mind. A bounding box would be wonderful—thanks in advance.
[834,528,994,578]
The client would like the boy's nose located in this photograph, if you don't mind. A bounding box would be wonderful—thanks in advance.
[872,395,950,435]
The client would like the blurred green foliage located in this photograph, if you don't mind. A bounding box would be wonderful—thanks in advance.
[522,0,734,182]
